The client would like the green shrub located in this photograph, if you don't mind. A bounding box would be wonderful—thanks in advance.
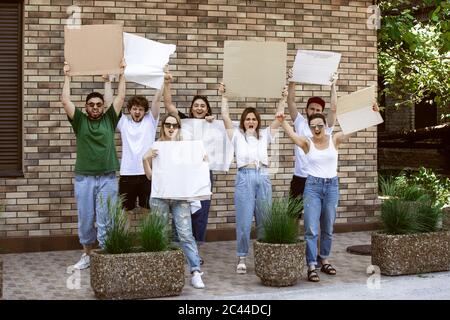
[138,211,170,252]
[381,194,443,235]
[410,167,450,209]
[103,196,134,254]
[261,197,303,244]
[381,199,419,235]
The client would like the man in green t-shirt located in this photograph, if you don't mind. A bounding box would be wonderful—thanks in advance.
[61,60,126,270]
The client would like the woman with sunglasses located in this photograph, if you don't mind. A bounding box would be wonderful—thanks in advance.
[276,103,378,282]
[142,112,205,289]
[162,70,214,264]
[219,83,287,274]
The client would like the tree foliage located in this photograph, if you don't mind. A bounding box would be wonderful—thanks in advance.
[378,0,450,115]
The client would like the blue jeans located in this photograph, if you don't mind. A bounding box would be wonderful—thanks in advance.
[303,175,339,267]
[234,167,272,257]
[74,172,118,248]
[191,170,214,244]
[150,197,201,273]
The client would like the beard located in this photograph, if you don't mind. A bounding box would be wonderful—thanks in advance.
[87,110,103,120]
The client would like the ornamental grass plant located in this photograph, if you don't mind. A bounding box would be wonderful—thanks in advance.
[101,197,172,254]
[261,197,303,244]
[138,211,170,252]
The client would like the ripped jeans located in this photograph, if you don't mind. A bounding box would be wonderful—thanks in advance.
[149,197,201,272]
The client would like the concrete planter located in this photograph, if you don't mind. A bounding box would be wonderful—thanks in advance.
[371,230,450,276]
[0,257,2,299]
[90,248,185,299]
[254,240,306,287]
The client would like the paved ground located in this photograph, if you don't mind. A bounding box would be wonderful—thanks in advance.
[1,231,450,300]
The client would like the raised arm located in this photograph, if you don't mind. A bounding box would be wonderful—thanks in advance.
[270,86,288,136]
[103,75,113,108]
[142,148,157,180]
[287,68,299,122]
[327,72,338,128]
[276,112,309,154]
[219,83,234,140]
[151,87,162,120]
[61,62,76,120]
[163,68,178,115]
[112,59,126,116]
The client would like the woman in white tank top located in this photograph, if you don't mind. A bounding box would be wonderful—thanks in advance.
[276,112,352,283]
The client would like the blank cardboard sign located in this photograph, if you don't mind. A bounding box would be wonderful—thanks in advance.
[223,41,287,99]
[64,24,124,76]
[337,85,383,135]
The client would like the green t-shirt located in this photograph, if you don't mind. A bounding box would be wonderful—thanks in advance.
[69,106,121,175]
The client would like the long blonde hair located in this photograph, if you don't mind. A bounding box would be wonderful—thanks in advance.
[159,112,182,141]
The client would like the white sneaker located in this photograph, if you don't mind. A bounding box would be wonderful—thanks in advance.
[191,271,205,289]
[236,257,247,274]
[73,253,90,270]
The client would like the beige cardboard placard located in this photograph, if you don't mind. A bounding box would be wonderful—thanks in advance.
[223,41,287,98]
[337,85,383,135]
[64,24,124,76]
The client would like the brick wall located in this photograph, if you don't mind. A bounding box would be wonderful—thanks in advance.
[0,0,379,241]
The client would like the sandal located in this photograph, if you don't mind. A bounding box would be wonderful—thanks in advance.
[307,269,320,282]
[320,264,337,275]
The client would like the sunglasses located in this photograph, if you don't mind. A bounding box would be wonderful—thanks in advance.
[309,124,324,130]
[164,123,180,129]
[86,102,104,108]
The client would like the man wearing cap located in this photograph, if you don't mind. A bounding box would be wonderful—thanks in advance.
[287,71,338,207]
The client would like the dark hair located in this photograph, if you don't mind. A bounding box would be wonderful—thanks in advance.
[189,95,212,118]
[308,113,327,125]
[126,95,149,112]
[159,112,182,141]
[85,92,104,104]
[306,96,325,111]
[239,107,261,139]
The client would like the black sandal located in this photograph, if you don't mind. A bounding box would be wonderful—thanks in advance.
[307,269,320,282]
[320,264,337,275]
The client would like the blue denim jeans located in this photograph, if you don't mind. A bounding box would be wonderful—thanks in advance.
[74,172,118,248]
[303,175,339,267]
[150,197,201,273]
[234,167,272,257]
[191,170,214,244]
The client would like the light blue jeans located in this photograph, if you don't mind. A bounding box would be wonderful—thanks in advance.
[303,175,339,268]
[150,197,201,273]
[74,172,118,248]
[234,167,272,257]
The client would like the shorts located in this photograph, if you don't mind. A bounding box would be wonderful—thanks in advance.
[119,175,151,210]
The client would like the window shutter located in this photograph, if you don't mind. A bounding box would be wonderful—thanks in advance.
[0,1,22,176]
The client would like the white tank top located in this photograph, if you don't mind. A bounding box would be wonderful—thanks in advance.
[306,136,338,178]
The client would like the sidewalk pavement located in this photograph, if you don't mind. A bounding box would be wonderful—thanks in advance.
[1,231,450,300]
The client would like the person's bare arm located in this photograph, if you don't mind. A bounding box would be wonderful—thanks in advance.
[112,59,126,116]
[163,68,178,115]
[151,87,162,120]
[103,75,113,108]
[327,72,338,128]
[276,112,309,153]
[142,149,157,180]
[219,83,234,140]
[61,62,76,120]
[287,68,298,122]
[270,86,288,136]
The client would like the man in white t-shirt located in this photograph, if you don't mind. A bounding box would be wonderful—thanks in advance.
[287,71,338,213]
[117,92,161,213]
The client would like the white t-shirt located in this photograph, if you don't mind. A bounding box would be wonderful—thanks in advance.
[293,112,333,177]
[117,113,158,175]
[231,127,273,168]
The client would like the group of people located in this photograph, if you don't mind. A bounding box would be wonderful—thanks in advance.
[61,59,377,289]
